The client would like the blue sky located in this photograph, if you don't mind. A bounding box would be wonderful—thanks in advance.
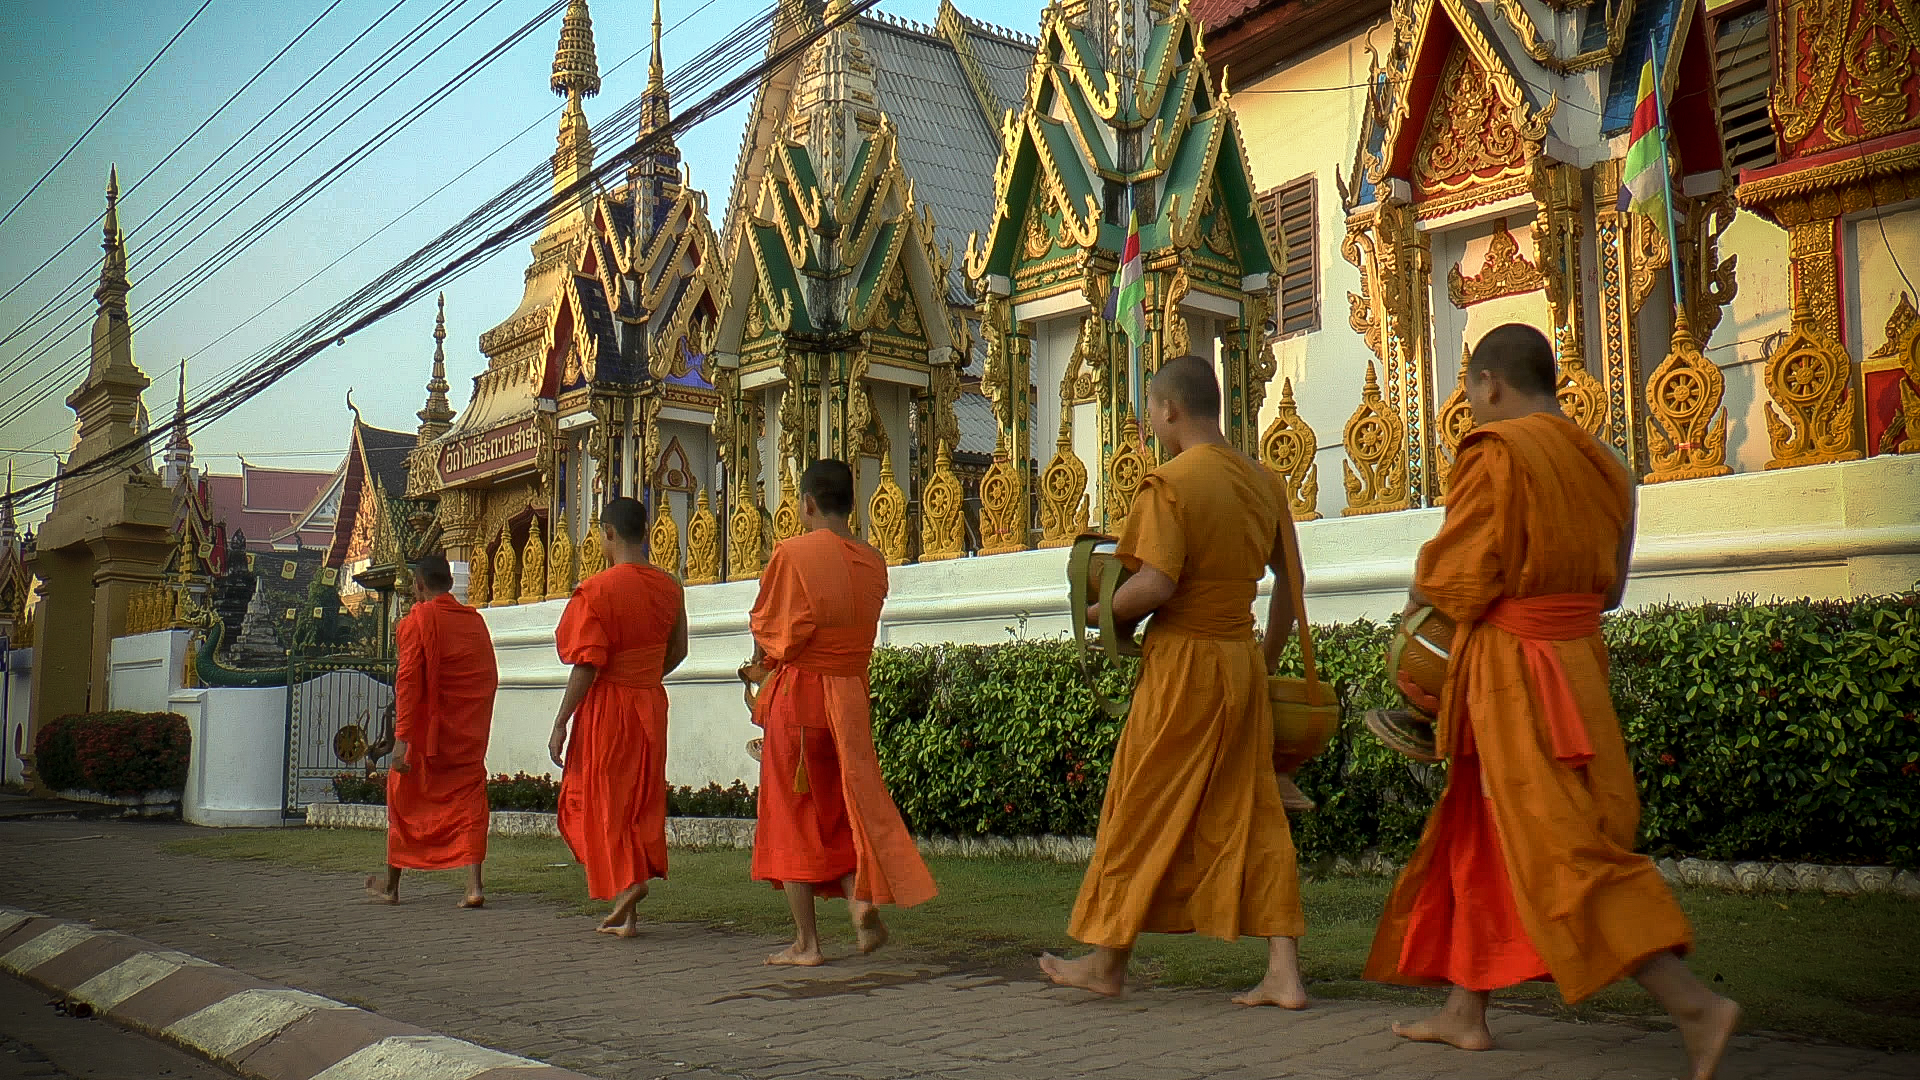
[0,0,1038,524]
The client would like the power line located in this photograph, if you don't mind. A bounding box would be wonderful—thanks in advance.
[0,0,217,233]
[9,0,875,510]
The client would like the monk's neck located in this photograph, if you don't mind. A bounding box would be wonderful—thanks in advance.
[809,520,856,541]
[1165,428,1228,456]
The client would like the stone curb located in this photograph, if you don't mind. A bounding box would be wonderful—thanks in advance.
[0,906,599,1080]
[307,803,1917,898]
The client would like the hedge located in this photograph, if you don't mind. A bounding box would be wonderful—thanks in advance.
[34,711,191,797]
[871,592,1920,869]
[332,772,757,818]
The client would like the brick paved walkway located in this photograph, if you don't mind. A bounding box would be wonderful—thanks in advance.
[1,819,1912,1080]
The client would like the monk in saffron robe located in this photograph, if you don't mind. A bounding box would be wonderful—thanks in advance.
[549,497,689,937]
[1367,323,1739,1079]
[365,553,498,907]
[1042,356,1308,1006]
[745,459,936,966]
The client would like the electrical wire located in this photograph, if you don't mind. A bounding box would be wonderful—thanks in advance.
[6,0,877,509]
[0,0,218,233]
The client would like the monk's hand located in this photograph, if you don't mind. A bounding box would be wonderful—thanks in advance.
[389,739,411,775]
[1085,603,1102,627]
[548,723,568,769]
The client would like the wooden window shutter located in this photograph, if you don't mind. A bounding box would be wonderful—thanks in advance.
[1261,176,1319,339]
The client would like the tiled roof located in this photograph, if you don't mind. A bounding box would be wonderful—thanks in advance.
[203,466,338,551]
[861,14,1036,303]
[1190,0,1270,29]
[356,423,415,498]
[953,389,997,457]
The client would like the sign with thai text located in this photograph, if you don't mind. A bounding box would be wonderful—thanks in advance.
[436,417,542,486]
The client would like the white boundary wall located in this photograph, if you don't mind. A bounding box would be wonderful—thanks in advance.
[481,454,1920,787]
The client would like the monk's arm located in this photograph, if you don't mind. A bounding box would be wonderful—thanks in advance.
[389,619,427,772]
[664,608,690,676]
[1607,490,1639,611]
[1410,441,1507,623]
[1264,514,1305,672]
[548,664,598,767]
[1104,563,1177,624]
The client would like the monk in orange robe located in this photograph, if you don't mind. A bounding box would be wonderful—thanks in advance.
[549,497,688,937]
[1041,356,1309,1006]
[365,553,498,908]
[1366,324,1739,1079]
[745,459,936,966]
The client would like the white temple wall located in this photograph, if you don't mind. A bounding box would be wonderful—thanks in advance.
[1232,29,1379,521]
[479,451,1918,787]
[1849,200,1920,352]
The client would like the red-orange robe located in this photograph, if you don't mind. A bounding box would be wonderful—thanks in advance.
[1366,412,1693,1004]
[555,562,683,900]
[749,529,936,908]
[1069,443,1305,948]
[387,591,498,870]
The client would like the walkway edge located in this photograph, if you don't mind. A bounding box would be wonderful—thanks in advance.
[0,906,600,1080]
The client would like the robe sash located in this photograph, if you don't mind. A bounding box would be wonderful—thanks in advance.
[1480,594,1604,766]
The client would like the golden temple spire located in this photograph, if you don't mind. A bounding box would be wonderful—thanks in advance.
[95,166,129,318]
[639,0,674,143]
[794,0,879,195]
[551,0,601,99]
[417,293,455,442]
[550,0,600,208]
[648,0,666,98]
[2,461,15,543]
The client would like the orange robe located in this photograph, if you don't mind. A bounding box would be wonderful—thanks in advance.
[749,529,936,908]
[387,592,498,870]
[1365,412,1693,1003]
[1069,443,1305,948]
[555,562,683,900]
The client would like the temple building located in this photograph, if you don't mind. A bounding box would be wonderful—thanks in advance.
[1194,0,1918,615]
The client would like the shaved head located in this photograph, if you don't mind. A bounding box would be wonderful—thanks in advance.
[800,459,854,518]
[1148,355,1221,423]
[1469,324,1557,398]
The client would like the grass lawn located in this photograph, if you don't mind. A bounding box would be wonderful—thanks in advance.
[166,829,1920,1051]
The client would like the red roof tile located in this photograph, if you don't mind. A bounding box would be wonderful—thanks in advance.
[1191,0,1271,29]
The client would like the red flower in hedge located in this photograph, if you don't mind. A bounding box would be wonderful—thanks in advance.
[1769,639,1785,653]
[1903,762,1919,777]
[1659,752,1676,765]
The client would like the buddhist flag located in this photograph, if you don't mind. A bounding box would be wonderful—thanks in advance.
[1113,208,1145,348]
[1617,47,1670,237]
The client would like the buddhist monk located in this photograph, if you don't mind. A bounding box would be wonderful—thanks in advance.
[365,553,498,908]
[1041,356,1309,1007]
[744,459,936,966]
[1366,323,1739,1078]
[549,497,688,937]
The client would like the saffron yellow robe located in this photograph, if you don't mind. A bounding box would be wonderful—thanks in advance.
[1365,412,1693,1003]
[1069,442,1305,948]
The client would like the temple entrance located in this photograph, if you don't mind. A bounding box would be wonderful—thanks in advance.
[284,651,397,817]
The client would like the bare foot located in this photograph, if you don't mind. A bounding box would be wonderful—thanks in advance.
[1676,997,1741,1080]
[766,944,826,966]
[1232,973,1309,1010]
[1038,952,1125,998]
[1392,1010,1494,1051]
[457,894,485,909]
[854,905,889,955]
[595,914,640,938]
[363,876,398,905]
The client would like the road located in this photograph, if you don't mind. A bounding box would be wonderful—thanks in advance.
[0,970,234,1080]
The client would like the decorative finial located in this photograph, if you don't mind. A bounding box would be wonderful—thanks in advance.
[552,0,601,99]
[638,0,674,138]
[96,165,129,312]
[649,0,665,90]
[418,297,455,440]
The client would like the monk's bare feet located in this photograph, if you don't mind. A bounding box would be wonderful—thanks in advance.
[594,883,647,937]
[766,944,826,966]
[1674,996,1740,1080]
[1392,1010,1494,1052]
[853,904,889,955]
[1232,972,1309,1010]
[1039,952,1125,998]
[363,876,398,905]
[457,894,485,909]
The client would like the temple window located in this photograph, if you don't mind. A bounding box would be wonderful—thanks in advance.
[1262,175,1319,338]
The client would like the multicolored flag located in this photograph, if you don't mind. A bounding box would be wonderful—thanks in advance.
[1617,46,1670,237]
[1114,207,1145,348]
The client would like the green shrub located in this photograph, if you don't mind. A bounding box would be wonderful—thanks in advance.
[871,592,1920,869]
[34,711,191,797]
[330,771,758,819]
